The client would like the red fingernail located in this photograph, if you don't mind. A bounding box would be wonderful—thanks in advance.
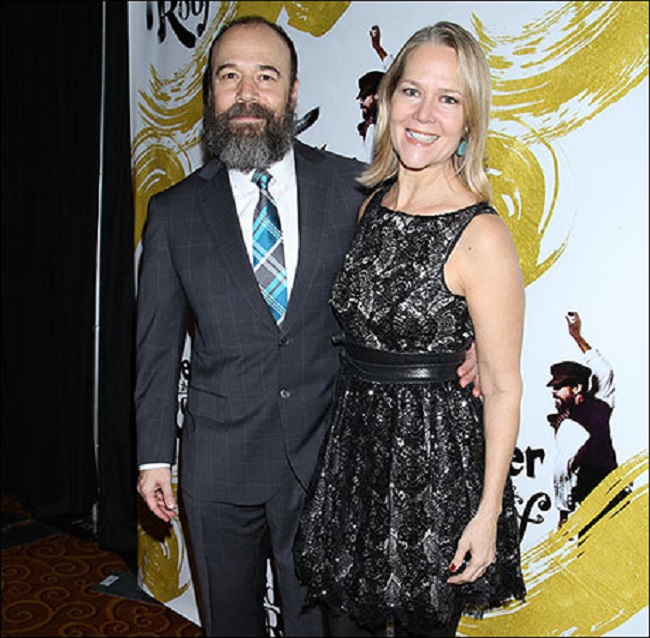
[449,563,457,572]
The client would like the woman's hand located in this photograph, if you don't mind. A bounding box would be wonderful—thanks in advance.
[447,513,497,584]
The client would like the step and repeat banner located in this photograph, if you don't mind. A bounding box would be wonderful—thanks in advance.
[128,2,648,635]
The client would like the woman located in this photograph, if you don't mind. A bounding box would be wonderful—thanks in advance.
[294,21,527,637]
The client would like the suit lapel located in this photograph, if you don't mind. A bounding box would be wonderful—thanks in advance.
[195,161,279,333]
[282,143,329,331]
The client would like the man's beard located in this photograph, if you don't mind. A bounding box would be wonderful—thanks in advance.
[361,102,377,125]
[554,395,574,411]
[203,98,295,171]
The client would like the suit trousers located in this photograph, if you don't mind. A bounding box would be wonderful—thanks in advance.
[181,463,325,637]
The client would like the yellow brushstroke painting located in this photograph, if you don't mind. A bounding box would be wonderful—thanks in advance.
[459,453,648,636]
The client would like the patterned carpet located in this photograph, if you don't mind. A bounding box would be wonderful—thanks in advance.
[1,494,202,637]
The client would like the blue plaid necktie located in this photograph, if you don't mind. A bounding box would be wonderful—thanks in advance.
[252,170,287,324]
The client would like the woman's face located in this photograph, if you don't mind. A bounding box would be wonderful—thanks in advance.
[389,43,466,173]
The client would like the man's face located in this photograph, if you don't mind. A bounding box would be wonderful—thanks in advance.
[211,23,297,135]
[203,23,298,170]
[359,93,377,122]
[551,384,576,411]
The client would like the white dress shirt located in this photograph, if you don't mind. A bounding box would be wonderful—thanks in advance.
[228,149,299,297]
[140,150,300,471]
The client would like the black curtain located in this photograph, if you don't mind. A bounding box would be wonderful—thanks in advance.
[1,1,136,566]
[97,0,137,567]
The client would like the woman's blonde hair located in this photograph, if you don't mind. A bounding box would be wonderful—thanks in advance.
[359,21,492,202]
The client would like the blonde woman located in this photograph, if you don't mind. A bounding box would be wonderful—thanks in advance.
[295,22,526,637]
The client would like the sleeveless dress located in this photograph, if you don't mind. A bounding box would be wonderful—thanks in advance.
[293,186,526,635]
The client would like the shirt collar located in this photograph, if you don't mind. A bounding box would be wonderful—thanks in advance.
[227,147,295,191]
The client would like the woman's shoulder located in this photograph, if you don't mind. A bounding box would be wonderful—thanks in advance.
[458,200,497,219]
[460,206,516,255]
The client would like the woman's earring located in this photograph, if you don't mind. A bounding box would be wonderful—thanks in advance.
[456,139,467,157]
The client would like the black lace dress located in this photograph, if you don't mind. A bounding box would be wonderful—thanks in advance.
[294,186,526,635]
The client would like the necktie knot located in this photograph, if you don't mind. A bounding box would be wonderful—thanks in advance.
[252,170,271,191]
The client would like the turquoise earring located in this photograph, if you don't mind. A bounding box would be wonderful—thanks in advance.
[456,139,467,157]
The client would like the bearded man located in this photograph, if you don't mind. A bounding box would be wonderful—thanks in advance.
[547,312,625,532]
[135,16,478,637]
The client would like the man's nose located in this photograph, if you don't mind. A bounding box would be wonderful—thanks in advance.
[236,76,258,103]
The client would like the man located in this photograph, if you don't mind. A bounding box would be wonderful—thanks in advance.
[135,16,478,637]
[355,25,393,162]
[355,70,383,144]
[547,312,622,529]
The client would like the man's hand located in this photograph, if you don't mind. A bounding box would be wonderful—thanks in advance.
[458,342,481,398]
[370,25,381,48]
[369,25,388,61]
[566,311,591,353]
[137,468,178,523]
[566,311,582,340]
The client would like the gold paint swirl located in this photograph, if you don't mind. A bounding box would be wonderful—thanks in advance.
[460,452,649,636]
[486,128,565,286]
[474,1,649,284]
[284,1,350,36]
[132,130,194,249]
[137,482,191,604]
[476,1,649,142]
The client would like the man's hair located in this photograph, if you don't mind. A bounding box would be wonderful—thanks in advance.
[547,361,592,392]
[357,70,384,100]
[358,21,492,203]
[202,15,298,111]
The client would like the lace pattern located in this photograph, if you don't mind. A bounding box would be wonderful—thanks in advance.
[294,188,526,634]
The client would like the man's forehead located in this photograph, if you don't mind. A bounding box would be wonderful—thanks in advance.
[212,24,290,65]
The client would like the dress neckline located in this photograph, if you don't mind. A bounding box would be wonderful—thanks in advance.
[374,184,488,219]
[378,201,489,219]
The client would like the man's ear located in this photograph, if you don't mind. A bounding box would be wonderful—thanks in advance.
[573,384,585,403]
[291,79,299,107]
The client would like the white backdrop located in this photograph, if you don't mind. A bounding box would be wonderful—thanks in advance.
[129,2,648,635]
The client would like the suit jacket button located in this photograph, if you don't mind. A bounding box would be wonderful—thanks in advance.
[279,337,289,347]
[279,389,291,399]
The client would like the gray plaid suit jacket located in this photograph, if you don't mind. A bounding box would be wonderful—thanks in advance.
[135,141,366,504]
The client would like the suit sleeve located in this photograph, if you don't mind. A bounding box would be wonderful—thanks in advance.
[135,194,190,466]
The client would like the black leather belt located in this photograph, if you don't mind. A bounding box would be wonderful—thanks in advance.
[334,337,464,385]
